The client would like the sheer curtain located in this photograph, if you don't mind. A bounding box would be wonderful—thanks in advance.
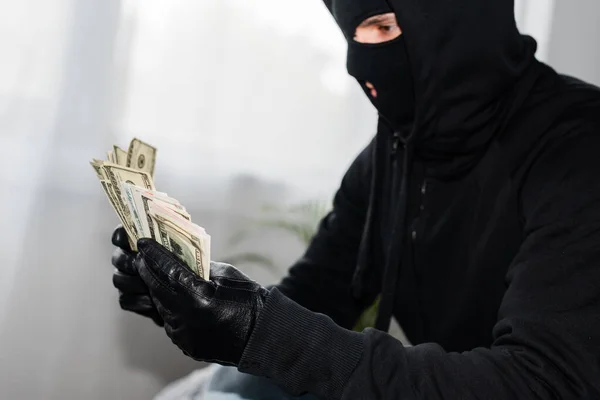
[116,0,375,196]
[0,1,375,399]
[0,0,561,399]
[0,0,70,324]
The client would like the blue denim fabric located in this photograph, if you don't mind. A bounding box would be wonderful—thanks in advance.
[205,366,320,400]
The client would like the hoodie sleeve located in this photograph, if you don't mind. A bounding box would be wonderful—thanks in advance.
[238,131,600,399]
[273,138,378,329]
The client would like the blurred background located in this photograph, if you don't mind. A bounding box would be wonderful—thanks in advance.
[0,0,599,398]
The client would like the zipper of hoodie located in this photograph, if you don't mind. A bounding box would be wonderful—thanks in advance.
[390,130,426,243]
[388,129,428,339]
[376,130,404,332]
[412,180,427,243]
[390,131,402,210]
[391,131,401,157]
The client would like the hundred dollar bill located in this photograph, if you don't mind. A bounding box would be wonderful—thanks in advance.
[121,182,191,240]
[125,183,189,218]
[155,200,190,221]
[113,145,129,166]
[90,159,107,180]
[127,138,157,177]
[103,163,155,231]
[121,182,148,240]
[148,201,210,279]
[91,161,126,222]
[149,210,207,279]
[91,161,155,249]
[90,160,138,249]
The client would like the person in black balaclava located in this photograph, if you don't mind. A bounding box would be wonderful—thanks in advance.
[110,0,600,398]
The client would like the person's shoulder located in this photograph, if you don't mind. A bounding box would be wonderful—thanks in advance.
[531,67,600,116]
[556,73,600,97]
[505,70,600,187]
[546,73,600,125]
[525,70,600,147]
[550,74,600,151]
[525,74,600,183]
[518,76,600,210]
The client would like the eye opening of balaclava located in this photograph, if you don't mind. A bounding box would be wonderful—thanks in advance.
[333,0,416,131]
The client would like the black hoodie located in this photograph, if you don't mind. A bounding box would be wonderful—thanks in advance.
[238,0,600,398]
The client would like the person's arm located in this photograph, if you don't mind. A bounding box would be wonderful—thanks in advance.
[274,139,378,329]
[238,131,600,399]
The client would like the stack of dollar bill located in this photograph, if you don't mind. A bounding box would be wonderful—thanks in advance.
[90,138,210,280]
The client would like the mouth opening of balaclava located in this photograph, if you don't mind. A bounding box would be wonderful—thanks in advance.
[333,0,416,131]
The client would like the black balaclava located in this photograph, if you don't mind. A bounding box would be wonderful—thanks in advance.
[332,0,416,131]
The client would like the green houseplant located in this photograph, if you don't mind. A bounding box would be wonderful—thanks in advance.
[223,200,379,332]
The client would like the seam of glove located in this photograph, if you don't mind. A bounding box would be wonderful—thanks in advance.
[215,284,262,294]
[112,252,136,275]
[210,275,251,282]
[141,256,179,295]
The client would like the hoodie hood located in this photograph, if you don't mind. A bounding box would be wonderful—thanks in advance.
[325,0,540,175]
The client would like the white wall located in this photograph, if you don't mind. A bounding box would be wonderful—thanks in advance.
[546,0,600,85]
[516,0,556,62]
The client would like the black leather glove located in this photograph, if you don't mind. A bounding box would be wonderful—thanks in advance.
[134,238,270,366]
[111,226,163,326]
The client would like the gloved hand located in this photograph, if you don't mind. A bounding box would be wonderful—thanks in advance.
[111,226,163,326]
[134,238,270,366]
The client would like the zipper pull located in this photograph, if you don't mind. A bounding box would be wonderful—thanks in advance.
[391,132,400,156]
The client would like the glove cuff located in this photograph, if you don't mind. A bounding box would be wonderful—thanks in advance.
[238,288,364,398]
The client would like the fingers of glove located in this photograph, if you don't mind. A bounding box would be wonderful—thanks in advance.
[113,271,149,294]
[136,238,215,298]
[119,293,155,314]
[151,314,165,327]
[135,252,182,312]
[118,294,164,326]
[112,247,137,275]
[111,225,131,251]
[210,262,252,281]
[134,309,165,327]
[164,323,175,341]
[151,293,180,331]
